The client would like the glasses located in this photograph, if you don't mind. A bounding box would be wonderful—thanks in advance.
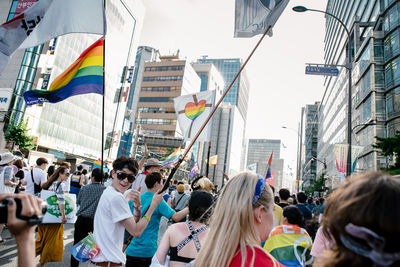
[116,171,135,183]
[64,172,70,176]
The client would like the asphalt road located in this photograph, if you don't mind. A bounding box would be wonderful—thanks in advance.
[0,223,75,267]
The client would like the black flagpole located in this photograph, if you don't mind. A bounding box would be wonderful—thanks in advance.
[101,0,106,179]
[160,25,272,193]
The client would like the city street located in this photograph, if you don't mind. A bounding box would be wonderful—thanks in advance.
[0,224,75,266]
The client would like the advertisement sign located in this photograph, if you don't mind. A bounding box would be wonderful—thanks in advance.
[334,144,348,181]
[0,88,14,112]
[41,190,77,223]
[15,0,37,14]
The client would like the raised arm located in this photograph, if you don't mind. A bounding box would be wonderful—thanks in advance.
[137,144,149,170]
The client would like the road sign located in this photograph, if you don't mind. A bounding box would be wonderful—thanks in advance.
[305,66,339,76]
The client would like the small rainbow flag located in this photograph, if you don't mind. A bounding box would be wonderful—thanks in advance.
[23,37,104,105]
[190,162,199,177]
[265,152,273,179]
[161,147,181,168]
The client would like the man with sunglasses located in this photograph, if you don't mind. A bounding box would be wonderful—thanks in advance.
[91,157,164,267]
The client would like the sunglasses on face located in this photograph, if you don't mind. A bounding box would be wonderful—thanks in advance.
[116,171,135,183]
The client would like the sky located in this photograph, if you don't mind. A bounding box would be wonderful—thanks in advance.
[139,0,328,179]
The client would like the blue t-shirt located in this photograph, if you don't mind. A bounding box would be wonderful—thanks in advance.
[296,204,312,228]
[125,192,175,257]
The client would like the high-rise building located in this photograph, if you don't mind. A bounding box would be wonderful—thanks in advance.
[301,103,319,190]
[22,0,145,164]
[196,57,249,120]
[246,139,284,189]
[118,46,159,157]
[132,53,201,154]
[318,0,387,184]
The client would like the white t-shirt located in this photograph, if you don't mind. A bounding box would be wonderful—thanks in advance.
[131,172,148,193]
[92,186,133,264]
[25,168,47,195]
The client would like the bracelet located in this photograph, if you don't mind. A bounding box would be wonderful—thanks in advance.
[143,215,150,222]
[133,213,140,218]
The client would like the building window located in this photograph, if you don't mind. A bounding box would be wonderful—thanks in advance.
[385,56,400,89]
[142,76,183,82]
[144,66,184,72]
[141,86,179,92]
[386,86,400,118]
[137,107,174,113]
[139,97,171,102]
[384,28,399,62]
[135,118,176,125]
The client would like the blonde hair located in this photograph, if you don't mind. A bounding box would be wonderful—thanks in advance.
[195,177,214,191]
[194,172,274,267]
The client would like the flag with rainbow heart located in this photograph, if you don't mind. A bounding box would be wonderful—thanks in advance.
[174,90,216,142]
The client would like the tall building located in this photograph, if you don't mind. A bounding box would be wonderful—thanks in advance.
[22,0,145,164]
[246,139,284,189]
[318,0,387,185]
[196,57,249,121]
[132,53,201,155]
[117,46,159,157]
[301,103,319,190]
[200,103,245,188]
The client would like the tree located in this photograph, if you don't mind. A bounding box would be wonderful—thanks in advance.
[305,174,325,195]
[372,131,400,169]
[4,120,35,150]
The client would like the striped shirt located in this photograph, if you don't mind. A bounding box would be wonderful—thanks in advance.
[49,181,66,204]
[77,182,105,218]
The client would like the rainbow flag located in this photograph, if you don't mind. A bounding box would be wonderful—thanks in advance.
[263,223,313,267]
[23,37,104,105]
[265,152,273,179]
[161,147,181,168]
[190,162,199,177]
[70,233,100,262]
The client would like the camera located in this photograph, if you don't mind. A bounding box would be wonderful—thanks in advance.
[0,198,47,225]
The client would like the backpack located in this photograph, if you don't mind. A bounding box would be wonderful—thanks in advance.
[31,169,42,195]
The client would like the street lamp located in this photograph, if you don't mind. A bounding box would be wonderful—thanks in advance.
[293,6,353,177]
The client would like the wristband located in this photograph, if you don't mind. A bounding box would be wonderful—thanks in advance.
[133,213,140,218]
[143,215,150,222]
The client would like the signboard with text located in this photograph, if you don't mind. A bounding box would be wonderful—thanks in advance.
[305,66,339,76]
[0,88,14,112]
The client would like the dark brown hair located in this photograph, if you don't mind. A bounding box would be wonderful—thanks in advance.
[42,166,69,190]
[13,159,23,169]
[319,172,400,267]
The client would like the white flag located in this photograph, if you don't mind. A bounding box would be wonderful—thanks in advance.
[0,0,106,73]
[174,90,216,142]
[234,0,289,38]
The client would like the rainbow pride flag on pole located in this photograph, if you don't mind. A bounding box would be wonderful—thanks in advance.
[265,152,273,179]
[23,37,104,105]
[161,147,181,168]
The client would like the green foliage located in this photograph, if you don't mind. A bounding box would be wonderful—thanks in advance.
[372,131,400,169]
[4,120,35,150]
[305,174,325,195]
[160,147,175,161]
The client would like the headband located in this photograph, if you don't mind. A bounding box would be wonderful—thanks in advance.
[340,223,400,266]
[252,175,266,205]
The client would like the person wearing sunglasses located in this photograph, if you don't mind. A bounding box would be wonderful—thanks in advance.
[90,156,164,267]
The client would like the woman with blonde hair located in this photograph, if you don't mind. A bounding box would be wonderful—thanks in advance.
[316,172,400,267]
[194,172,283,267]
[35,166,70,266]
[192,177,214,192]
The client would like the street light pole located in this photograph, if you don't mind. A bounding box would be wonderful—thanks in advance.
[293,6,353,177]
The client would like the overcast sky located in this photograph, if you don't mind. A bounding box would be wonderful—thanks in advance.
[139,0,328,178]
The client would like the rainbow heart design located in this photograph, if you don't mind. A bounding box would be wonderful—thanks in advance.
[185,100,206,120]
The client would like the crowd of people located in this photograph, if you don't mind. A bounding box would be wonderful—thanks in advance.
[0,150,399,267]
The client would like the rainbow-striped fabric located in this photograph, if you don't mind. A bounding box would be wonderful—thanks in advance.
[263,223,313,267]
[161,147,181,168]
[23,37,103,105]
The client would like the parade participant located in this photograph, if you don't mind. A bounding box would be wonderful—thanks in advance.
[154,190,213,267]
[132,158,162,194]
[172,184,190,213]
[264,205,313,266]
[125,172,189,267]
[13,159,25,193]
[81,168,89,186]
[278,188,290,208]
[91,156,164,267]
[0,192,43,267]
[296,192,312,228]
[25,157,48,195]
[69,165,84,196]
[36,166,70,266]
[71,168,105,267]
[269,185,283,228]
[194,172,283,267]
[192,177,214,192]
[317,172,400,267]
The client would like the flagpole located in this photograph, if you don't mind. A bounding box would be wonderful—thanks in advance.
[160,25,272,192]
[205,142,211,177]
[101,0,106,178]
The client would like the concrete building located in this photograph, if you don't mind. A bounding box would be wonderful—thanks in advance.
[318,0,387,185]
[246,139,284,190]
[21,0,145,164]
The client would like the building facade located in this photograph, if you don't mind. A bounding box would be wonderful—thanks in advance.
[318,0,388,186]
[22,0,145,164]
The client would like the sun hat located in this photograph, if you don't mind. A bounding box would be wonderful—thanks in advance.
[177,184,185,193]
[144,158,162,167]
[0,152,16,165]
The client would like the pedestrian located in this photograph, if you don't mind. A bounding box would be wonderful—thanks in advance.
[306,197,316,212]
[264,205,313,266]
[13,159,25,193]
[192,177,214,192]
[70,168,105,267]
[90,156,163,267]
[35,166,70,266]
[81,168,89,186]
[125,172,189,267]
[193,172,283,267]
[315,172,400,267]
[154,190,214,266]
[132,158,162,193]
[69,165,84,196]
[25,157,48,196]
[296,192,312,228]
[172,184,190,213]
[269,185,283,229]
[278,188,290,208]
